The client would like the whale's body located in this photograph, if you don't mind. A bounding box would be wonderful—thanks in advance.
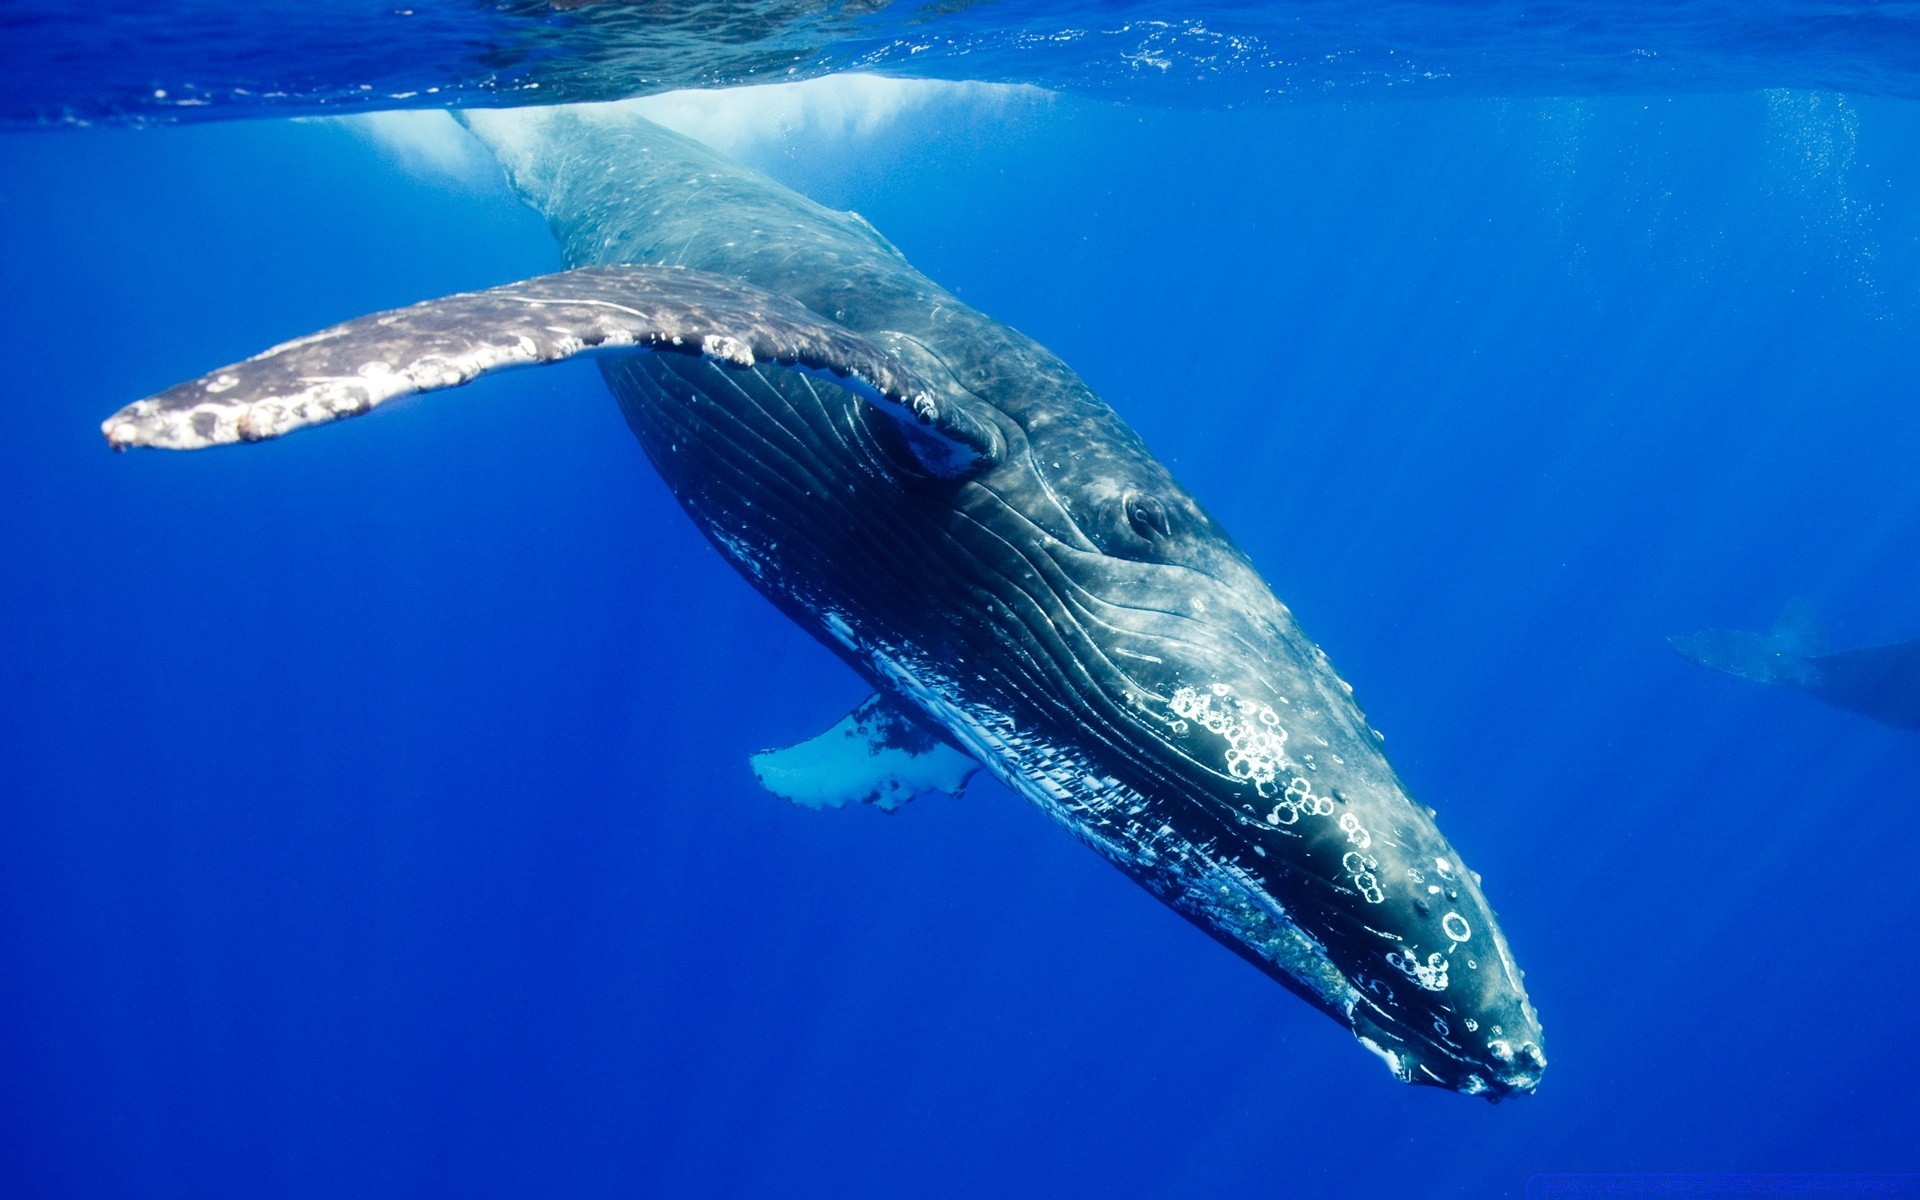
[102,104,1544,1097]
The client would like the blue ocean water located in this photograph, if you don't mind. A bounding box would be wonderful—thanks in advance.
[4,9,1920,1199]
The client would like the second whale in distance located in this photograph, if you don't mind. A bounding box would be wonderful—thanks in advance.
[1674,600,1920,730]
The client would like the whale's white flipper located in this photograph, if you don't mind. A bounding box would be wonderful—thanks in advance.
[751,695,979,813]
[100,264,1002,476]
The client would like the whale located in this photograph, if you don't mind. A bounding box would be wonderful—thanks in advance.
[100,103,1546,1098]
[1673,600,1920,731]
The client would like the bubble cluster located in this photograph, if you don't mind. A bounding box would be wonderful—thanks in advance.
[1170,684,1292,797]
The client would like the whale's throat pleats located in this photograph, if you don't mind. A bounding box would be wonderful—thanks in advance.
[603,351,1375,1014]
[604,352,1193,799]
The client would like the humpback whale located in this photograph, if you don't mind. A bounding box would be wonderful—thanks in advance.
[1673,600,1920,730]
[100,104,1545,1097]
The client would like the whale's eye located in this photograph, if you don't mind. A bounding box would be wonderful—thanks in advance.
[1125,493,1172,541]
[863,404,948,482]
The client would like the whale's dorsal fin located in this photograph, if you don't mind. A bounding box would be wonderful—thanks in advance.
[750,694,979,813]
[1770,597,1828,658]
[100,265,1002,478]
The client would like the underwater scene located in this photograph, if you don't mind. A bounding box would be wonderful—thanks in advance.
[3,3,1919,1197]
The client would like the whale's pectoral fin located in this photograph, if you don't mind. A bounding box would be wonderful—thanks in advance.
[750,694,980,813]
[100,265,1002,477]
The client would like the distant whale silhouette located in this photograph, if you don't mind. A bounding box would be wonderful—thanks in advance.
[1671,600,1920,730]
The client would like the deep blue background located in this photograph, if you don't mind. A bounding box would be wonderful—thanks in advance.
[3,88,1919,1197]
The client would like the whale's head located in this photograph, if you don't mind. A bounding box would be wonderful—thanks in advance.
[962,402,1549,1099]
[599,317,1546,1098]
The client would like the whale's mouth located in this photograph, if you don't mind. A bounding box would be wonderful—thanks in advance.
[1352,1004,1547,1100]
[1483,1040,1549,1099]
[1366,1040,1546,1100]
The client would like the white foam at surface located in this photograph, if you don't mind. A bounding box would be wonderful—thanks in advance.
[324,108,500,186]
[335,75,1049,188]
[626,73,1049,159]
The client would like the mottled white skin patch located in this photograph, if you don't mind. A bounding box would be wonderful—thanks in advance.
[750,693,978,812]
